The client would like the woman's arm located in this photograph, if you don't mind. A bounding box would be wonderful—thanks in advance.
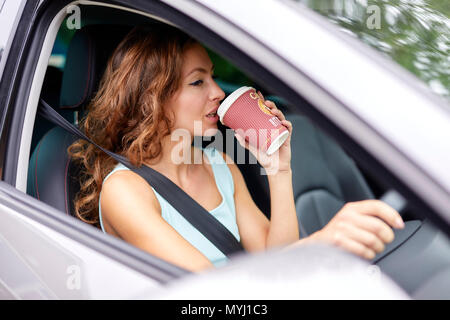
[221,152,298,252]
[101,170,213,272]
[265,169,299,247]
[228,92,299,251]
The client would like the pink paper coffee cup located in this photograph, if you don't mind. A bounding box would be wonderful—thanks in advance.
[217,86,289,155]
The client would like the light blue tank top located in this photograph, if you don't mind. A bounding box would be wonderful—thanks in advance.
[98,147,240,267]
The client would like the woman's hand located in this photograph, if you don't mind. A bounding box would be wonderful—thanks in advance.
[306,200,405,260]
[234,91,292,175]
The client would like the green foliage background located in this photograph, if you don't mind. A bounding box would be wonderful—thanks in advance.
[294,0,449,99]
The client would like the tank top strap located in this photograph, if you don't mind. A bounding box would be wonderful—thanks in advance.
[201,146,234,196]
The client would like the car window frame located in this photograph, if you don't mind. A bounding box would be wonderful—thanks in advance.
[0,0,27,85]
[0,0,34,182]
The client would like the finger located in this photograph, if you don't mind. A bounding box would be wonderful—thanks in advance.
[264,100,276,108]
[257,90,265,100]
[264,100,278,113]
[339,223,385,253]
[270,108,286,121]
[333,234,376,260]
[281,120,292,133]
[280,121,292,144]
[348,213,395,244]
[347,200,404,229]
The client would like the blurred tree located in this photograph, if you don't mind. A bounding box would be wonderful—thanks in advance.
[294,0,449,100]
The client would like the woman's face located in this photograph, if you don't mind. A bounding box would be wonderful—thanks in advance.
[166,43,225,138]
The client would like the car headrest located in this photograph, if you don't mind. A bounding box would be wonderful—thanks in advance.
[59,25,133,111]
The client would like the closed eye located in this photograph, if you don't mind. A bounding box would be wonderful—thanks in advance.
[190,80,203,86]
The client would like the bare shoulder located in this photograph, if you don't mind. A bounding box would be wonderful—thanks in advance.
[101,169,161,218]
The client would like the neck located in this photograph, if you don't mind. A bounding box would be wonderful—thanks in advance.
[144,134,204,184]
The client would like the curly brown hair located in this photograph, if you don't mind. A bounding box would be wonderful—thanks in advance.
[68,24,197,227]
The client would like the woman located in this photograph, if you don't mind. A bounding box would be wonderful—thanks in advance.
[68,24,404,272]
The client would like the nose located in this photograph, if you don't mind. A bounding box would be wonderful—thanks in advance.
[211,79,226,102]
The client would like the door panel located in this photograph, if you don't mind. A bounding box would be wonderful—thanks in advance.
[0,183,165,299]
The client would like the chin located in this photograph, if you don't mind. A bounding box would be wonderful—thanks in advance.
[202,127,219,137]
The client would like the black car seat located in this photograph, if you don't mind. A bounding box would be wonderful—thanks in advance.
[27,25,133,215]
[29,66,73,153]
[285,113,375,237]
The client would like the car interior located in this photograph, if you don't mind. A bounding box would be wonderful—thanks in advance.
[23,4,450,298]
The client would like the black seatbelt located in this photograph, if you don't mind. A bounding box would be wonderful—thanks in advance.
[38,99,244,257]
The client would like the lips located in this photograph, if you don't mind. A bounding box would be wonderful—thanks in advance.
[205,106,219,117]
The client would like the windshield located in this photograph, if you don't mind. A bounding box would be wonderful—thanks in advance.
[289,0,450,101]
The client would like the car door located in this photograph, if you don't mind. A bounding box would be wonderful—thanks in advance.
[0,182,178,299]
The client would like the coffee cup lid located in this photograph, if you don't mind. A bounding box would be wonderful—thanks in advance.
[217,86,254,123]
